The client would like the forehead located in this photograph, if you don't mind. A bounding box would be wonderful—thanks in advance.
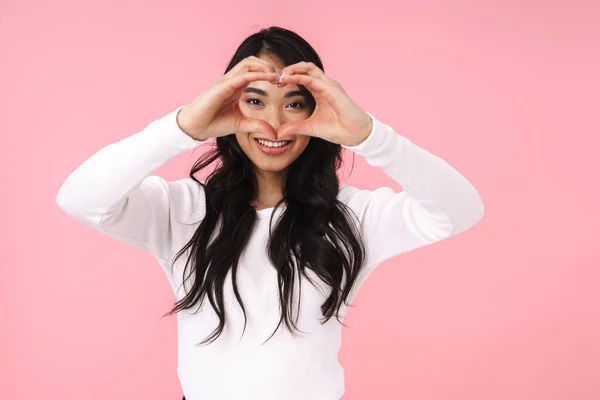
[245,53,306,96]
[246,80,302,95]
[257,52,285,70]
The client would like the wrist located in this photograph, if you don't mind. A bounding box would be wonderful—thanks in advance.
[345,116,373,147]
[175,107,192,136]
[176,106,208,141]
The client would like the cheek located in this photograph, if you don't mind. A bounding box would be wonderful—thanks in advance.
[235,133,251,153]
[238,100,253,117]
[294,136,311,152]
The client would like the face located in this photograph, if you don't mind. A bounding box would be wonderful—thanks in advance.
[235,54,312,175]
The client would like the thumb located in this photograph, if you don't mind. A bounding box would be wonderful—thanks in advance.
[277,120,315,138]
[237,117,278,139]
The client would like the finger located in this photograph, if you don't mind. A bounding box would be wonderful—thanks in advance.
[229,71,278,87]
[226,56,271,75]
[237,117,278,138]
[277,119,316,138]
[221,71,278,97]
[281,62,329,81]
[278,73,338,103]
[225,56,276,77]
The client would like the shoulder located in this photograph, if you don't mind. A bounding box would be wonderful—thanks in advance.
[338,183,396,210]
[141,175,206,225]
[338,183,359,203]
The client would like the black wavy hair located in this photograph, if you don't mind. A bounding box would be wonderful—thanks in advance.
[163,26,366,346]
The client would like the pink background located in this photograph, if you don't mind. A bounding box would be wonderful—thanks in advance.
[2,1,599,399]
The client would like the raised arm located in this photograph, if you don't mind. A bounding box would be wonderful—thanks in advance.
[57,58,284,261]
[56,106,207,260]
[340,112,485,268]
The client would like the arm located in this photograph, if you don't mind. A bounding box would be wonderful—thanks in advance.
[56,106,208,260]
[340,112,485,268]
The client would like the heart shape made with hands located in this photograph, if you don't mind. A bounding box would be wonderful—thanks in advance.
[271,63,373,147]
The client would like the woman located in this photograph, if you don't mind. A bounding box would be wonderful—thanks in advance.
[57,26,484,400]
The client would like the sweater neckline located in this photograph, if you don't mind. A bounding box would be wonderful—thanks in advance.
[255,206,285,219]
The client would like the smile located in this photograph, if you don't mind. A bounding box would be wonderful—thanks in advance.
[254,139,294,155]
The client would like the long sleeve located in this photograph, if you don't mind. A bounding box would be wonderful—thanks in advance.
[56,106,208,261]
[340,112,485,269]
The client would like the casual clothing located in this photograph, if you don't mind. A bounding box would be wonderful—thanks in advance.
[57,106,484,400]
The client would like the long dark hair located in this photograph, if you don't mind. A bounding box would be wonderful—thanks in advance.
[163,26,366,346]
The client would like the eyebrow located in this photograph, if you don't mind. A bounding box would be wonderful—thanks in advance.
[243,87,307,98]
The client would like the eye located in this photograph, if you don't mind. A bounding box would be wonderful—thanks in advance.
[287,101,306,110]
[245,98,306,110]
[246,98,263,107]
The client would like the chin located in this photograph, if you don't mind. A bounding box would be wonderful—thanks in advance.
[252,160,291,173]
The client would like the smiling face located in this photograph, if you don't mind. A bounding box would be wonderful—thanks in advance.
[235,54,313,175]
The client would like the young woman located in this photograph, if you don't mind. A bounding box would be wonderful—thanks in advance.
[57,26,484,400]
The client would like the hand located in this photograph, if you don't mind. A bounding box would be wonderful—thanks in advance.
[176,56,280,141]
[275,62,373,146]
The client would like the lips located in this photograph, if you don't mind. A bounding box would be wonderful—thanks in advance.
[253,136,295,142]
[254,138,293,155]
[255,138,292,147]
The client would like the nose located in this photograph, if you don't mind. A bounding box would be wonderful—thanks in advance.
[263,109,284,131]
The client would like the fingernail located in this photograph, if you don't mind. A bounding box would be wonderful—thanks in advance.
[276,73,287,87]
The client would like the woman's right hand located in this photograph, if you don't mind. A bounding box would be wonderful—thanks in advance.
[176,56,280,141]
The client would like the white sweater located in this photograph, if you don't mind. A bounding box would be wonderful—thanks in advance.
[56,106,484,400]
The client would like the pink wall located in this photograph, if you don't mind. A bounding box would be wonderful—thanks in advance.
[2,1,599,399]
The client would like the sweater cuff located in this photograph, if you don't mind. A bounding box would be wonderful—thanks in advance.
[148,105,209,152]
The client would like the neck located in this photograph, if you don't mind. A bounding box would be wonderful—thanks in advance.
[252,169,286,209]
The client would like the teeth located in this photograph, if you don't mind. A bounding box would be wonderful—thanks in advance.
[257,139,291,148]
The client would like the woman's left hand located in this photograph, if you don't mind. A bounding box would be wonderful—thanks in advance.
[275,62,373,147]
